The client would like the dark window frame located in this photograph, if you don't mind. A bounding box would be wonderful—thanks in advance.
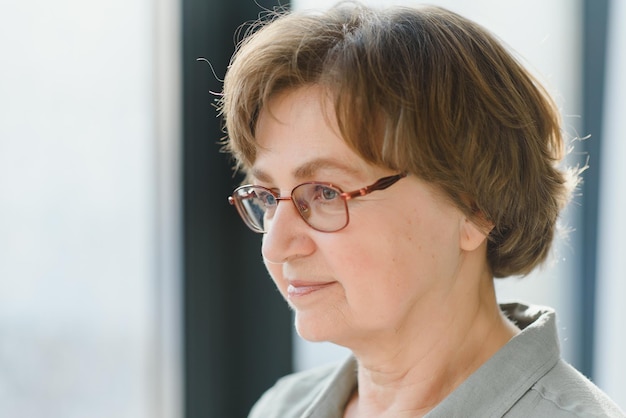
[182,2,292,417]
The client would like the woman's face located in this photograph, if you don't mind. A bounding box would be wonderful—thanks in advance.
[253,86,472,348]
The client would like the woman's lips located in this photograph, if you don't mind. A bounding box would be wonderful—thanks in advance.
[287,281,335,298]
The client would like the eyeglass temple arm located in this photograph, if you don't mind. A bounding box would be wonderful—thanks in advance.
[343,172,407,200]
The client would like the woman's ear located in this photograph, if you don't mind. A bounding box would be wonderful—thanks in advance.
[460,216,493,252]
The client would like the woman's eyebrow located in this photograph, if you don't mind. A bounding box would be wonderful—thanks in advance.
[251,158,361,184]
[292,158,357,180]
[249,167,272,183]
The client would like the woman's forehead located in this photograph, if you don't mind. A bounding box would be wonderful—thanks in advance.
[251,87,374,180]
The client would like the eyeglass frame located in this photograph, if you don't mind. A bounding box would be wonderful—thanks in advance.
[228,172,407,233]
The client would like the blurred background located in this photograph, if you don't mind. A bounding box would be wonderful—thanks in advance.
[0,0,623,417]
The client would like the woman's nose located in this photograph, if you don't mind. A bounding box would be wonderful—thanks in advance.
[261,198,315,264]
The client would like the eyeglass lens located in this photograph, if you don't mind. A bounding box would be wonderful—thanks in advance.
[232,183,348,233]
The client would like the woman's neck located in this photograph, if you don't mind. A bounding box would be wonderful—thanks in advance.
[343,269,519,417]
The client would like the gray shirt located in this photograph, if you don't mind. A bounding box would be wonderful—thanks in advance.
[249,303,625,417]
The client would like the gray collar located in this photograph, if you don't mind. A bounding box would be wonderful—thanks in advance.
[427,303,560,417]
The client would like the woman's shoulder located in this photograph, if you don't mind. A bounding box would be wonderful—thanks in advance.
[248,358,355,418]
[508,359,625,417]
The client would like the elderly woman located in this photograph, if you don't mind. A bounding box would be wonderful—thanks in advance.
[220,2,623,417]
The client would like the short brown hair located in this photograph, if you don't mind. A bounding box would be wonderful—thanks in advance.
[219,2,578,278]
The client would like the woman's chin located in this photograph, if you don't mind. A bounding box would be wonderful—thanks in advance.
[294,311,341,343]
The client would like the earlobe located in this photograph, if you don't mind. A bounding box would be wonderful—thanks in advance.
[460,217,492,252]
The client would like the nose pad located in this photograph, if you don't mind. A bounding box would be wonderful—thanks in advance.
[294,198,311,222]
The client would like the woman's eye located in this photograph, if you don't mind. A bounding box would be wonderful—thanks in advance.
[320,187,339,200]
[257,190,276,206]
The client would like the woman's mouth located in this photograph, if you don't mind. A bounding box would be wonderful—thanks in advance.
[287,281,335,298]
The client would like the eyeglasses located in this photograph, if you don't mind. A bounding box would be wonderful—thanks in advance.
[228,173,406,233]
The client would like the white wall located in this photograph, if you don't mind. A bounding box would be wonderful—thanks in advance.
[595,0,626,408]
[0,0,182,417]
[291,0,585,375]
